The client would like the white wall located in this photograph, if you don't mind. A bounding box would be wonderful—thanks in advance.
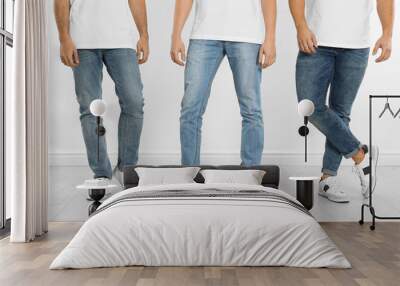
[48,1,400,166]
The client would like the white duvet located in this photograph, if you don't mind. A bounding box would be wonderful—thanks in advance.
[50,183,351,269]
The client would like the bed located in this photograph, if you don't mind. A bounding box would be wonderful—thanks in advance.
[50,165,350,269]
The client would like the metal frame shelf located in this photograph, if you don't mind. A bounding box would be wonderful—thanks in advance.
[359,95,400,230]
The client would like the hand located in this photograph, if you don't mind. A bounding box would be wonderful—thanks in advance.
[137,36,150,64]
[297,25,318,54]
[170,36,186,66]
[373,35,392,63]
[259,39,276,69]
[60,36,79,67]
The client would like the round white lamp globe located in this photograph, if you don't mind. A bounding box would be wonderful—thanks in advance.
[298,99,315,117]
[90,99,106,117]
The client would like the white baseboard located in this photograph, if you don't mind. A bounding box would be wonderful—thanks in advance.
[49,152,400,167]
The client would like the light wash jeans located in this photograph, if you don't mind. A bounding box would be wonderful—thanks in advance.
[296,47,370,176]
[180,40,264,166]
[73,49,144,178]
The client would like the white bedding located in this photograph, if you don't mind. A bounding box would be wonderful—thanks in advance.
[50,183,351,269]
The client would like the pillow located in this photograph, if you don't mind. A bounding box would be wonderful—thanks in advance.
[135,167,201,186]
[200,169,266,185]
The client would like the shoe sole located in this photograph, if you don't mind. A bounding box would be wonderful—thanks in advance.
[319,192,350,203]
[362,146,379,198]
[370,146,379,194]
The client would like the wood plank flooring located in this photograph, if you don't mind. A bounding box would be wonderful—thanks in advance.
[0,222,399,286]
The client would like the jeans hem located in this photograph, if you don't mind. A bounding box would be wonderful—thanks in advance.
[321,169,338,176]
[94,175,112,180]
[344,144,363,159]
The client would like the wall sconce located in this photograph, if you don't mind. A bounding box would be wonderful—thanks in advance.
[90,99,107,162]
[298,99,315,163]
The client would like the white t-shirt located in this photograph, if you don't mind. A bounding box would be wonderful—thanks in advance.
[191,0,265,44]
[69,0,138,49]
[306,0,374,49]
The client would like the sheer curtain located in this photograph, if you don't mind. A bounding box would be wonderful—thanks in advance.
[8,0,48,242]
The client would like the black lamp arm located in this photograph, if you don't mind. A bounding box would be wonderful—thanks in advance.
[297,116,310,163]
[95,116,106,162]
[96,117,106,136]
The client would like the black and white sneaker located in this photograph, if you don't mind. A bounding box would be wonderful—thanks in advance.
[319,177,349,203]
[353,145,379,198]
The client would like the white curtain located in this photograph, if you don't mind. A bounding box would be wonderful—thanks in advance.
[9,0,48,242]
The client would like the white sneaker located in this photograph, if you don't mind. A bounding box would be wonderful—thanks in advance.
[319,177,349,203]
[112,167,124,186]
[353,145,379,198]
[84,177,111,188]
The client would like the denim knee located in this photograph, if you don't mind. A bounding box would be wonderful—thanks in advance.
[308,104,329,125]
[120,97,144,119]
[180,91,206,124]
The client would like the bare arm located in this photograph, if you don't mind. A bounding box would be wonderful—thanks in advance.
[170,0,193,66]
[259,0,277,68]
[54,0,70,41]
[373,0,395,62]
[54,0,79,67]
[288,0,317,54]
[128,0,149,64]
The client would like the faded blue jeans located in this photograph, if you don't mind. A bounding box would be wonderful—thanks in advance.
[73,49,144,179]
[296,47,369,176]
[180,40,264,166]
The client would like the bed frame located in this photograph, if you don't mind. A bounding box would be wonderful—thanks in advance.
[123,165,280,190]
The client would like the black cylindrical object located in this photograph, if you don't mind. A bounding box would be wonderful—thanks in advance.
[88,201,102,216]
[88,189,105,201]
[298,126,309,136]
[88,189,106,215]
[296,180,314,210]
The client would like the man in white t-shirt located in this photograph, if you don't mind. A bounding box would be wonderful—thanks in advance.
[289,0,394,203]
[171,0,277,166]
[54,0,149,181]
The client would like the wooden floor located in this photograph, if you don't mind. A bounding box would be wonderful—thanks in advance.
[0,222,399,286]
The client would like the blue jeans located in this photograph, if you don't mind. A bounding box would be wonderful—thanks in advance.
[73,49,144,178]
[180,40,264,166]
[296,47,369,176]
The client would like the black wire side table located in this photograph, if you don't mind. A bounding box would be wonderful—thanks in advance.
[359,95,400,230]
